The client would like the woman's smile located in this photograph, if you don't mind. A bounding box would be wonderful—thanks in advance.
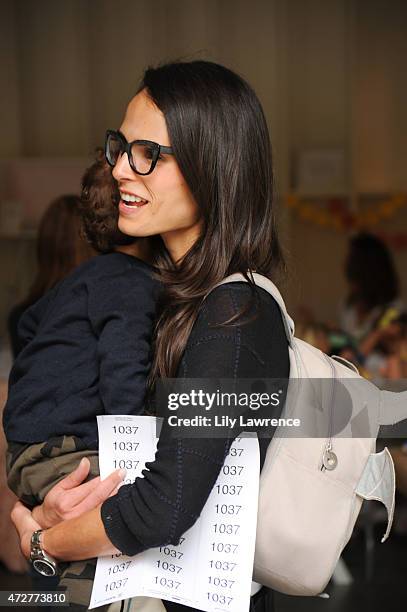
[118,189,150,216]
[120,191,149,205]
[118,200,149,216]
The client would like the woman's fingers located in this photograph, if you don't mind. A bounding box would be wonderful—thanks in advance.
[33,459,94,527]
[32,461,126,525]
[69,469,126,517]
[44,457,91,504]
[108,485,121,498]
[58,457,91,491]
[63,476,103,507]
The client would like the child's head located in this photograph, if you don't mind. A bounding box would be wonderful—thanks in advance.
[80,149,136,253]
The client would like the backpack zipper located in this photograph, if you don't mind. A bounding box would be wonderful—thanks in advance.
[321,355,338,471]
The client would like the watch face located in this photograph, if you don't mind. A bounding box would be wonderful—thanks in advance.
[33,558,56,577]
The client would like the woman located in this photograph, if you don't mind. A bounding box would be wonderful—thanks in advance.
[12,61,290,611]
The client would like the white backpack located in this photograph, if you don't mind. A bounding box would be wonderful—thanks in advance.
[219,273,407,597]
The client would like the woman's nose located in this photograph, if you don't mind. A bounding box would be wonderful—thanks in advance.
[112,151,134,182]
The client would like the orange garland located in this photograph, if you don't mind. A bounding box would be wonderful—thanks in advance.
[285,193,407,232]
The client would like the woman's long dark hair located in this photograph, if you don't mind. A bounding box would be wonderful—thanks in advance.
[345,233,399,311]
[140,61,285,380]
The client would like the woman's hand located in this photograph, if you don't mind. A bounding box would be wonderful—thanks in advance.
[31,458,126,529]
[10,502,41,559]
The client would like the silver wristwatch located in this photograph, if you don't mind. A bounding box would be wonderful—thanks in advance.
[30,530,59,577]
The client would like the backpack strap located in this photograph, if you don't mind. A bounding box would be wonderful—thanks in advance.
[215,272,295,347]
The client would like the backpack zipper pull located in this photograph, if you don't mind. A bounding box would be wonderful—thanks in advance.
[321,442,338,471]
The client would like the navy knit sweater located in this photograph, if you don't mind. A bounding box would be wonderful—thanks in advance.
[3,253,160,449]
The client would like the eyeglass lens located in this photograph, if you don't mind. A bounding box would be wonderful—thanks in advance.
[107,133,157,174]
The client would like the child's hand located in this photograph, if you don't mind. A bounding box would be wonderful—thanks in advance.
[32,458,126,528]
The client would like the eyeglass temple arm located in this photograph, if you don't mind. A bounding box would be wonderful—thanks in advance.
[159,145,173,155]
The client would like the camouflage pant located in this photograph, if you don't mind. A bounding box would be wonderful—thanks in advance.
[7,436,106,611]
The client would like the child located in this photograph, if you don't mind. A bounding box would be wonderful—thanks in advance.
[3,153,160,609]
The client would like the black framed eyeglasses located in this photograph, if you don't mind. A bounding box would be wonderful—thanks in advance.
[105,129,174,176]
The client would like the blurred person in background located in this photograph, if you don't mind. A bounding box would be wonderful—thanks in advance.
[339,232,405,379]
[296,233,406,379]
[7,194,95,359]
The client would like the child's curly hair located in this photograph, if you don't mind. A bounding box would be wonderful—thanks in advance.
[80,149,136,253]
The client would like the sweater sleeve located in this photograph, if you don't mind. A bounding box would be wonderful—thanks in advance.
[87,268,157,415]
[101,283,289,555]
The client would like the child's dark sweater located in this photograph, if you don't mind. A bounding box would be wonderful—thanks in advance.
[3,252,160,449]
